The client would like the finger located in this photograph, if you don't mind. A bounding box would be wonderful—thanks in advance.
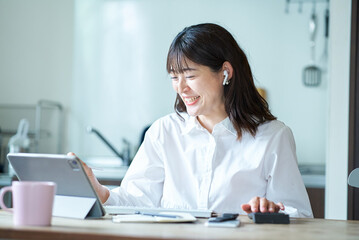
[67,152,88,167]
[277,202,285,211]
[67,152,92,176]
[271,202,284,213]
[78,158,88,167]
[268,201,276,212]
[249,197,260,213]
[67,152,82,164]
[241,204,252,213]
[260,197,268,213]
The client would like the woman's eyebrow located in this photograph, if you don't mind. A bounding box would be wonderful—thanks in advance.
[183,68,197,72]
[170,67,197,73]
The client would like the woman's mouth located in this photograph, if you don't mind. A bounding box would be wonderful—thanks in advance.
[183,96,200,105]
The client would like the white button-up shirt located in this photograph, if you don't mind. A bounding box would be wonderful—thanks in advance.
[105,113,313,218]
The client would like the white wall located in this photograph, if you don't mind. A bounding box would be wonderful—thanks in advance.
[325,0,352,220]
[0,0,74,153]
[0,0,74,105]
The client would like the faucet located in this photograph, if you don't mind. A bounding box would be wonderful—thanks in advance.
[87,126,131,166]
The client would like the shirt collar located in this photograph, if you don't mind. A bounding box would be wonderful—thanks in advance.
[182,115,200,135]
[182,115,238,137]
[220,117,237,136]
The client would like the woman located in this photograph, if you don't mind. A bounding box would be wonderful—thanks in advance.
[73,23,313,217]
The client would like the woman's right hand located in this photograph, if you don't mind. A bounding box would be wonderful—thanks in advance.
[67,152,110,203]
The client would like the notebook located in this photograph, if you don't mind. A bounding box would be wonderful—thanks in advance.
[104,205,214,218]
[112,212,197,223]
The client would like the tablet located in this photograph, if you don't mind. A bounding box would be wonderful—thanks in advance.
[7,153,105,218]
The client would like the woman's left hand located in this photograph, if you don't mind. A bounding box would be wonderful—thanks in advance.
[241,197,285,213]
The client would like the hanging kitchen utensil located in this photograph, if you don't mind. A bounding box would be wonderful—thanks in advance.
[302,3,321,87]
[320,0,329,70]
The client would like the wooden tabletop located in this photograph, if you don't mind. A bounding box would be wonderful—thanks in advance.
[0,211,358,240]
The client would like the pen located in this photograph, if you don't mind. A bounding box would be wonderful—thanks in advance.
[135,211,182,219]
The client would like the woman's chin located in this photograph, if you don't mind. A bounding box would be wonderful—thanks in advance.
[186,109,199,117]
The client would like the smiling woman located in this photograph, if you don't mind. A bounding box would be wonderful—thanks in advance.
[167,24,276,137]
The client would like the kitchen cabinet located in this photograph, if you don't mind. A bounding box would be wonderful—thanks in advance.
[306,187,325,218]
[300,164,325,218]
[0,174,14,208]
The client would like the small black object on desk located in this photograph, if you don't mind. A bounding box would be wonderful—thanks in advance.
[208,213,239,222]
[248,212,290,224]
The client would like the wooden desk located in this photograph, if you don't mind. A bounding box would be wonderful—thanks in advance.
[0,211,358,240]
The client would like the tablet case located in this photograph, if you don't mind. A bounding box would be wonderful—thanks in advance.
[7,153,106,219]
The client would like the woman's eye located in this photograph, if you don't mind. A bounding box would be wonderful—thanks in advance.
[186,75,195,79]
[170,76,178,81]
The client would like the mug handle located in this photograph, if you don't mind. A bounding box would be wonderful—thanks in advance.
[0,186,13,213]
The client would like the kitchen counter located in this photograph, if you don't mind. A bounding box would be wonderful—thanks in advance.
[299,164,325,188]
[83,156,128,186]
[92,167,128,181]
[301,174,325,188]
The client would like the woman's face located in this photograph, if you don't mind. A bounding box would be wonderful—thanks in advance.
[170,60,226,120]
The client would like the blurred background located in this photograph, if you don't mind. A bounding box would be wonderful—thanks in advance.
[0,0,352,220]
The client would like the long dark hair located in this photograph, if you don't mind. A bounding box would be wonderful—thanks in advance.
[166,23,276,139]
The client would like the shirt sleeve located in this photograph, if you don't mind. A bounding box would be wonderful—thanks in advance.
[264,126,313,218]
[104,121,165,207]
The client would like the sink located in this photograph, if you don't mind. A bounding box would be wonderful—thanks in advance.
[83,156,125,168]
[83,156,128,181]
[91,166,128,181]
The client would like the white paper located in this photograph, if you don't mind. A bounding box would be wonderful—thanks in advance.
[104,206,212,218]
[205,220,240,228]
[112,212,197,223]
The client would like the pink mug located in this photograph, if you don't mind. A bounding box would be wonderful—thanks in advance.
[0,181,56,226]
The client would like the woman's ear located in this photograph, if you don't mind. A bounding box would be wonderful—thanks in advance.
[222,61,234,80]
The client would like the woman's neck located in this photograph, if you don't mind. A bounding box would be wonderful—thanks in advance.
[197,111,228,133]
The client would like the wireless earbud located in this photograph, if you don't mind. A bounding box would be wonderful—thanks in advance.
[223,70,229,85]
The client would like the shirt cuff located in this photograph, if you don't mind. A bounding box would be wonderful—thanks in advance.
[103,187,117,206]
[282,206,313,218]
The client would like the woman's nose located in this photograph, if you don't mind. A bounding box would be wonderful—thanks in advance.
[178,78,189,93]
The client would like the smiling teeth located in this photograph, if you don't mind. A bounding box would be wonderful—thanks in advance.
[184,96,199,103]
